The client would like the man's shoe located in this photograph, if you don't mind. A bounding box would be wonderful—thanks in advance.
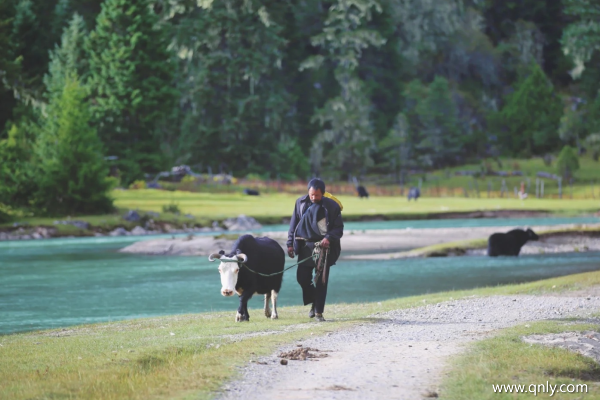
[309,304,315,318]
[315,313,325,322]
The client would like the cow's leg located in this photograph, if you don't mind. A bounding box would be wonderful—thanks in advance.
[243,300,250,321]
[236,290,253,322]
[236,296,244,322]
[270,290,279,319]
[264,293,272,318]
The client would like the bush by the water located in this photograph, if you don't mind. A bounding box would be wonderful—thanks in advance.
[162,203,181,214]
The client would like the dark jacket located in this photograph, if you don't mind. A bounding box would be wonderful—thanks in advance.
[287,194,344,266]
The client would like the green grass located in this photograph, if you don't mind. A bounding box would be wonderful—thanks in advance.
[419,155,600,198]
[2,188,597,239]
[442,321,600,399]
[3,270,600,400]
[111,190,600,222]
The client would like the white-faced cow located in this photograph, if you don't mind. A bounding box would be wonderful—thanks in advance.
[488,228,539,257]
[209,234,285,322]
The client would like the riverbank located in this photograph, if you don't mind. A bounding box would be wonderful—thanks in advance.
[346,225,600,260]
[119,223,600,258]
[2,191,598,241]
[3,271,600,400]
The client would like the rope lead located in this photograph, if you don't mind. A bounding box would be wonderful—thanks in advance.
[236,240,328,278]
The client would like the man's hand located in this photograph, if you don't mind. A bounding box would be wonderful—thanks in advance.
[287,246,295,258]
[320,238,330,249]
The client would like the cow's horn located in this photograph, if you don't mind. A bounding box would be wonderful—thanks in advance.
[236,253,248,263]
[208,253,222,262]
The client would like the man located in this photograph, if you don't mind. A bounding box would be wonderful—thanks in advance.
[287,178,344,322]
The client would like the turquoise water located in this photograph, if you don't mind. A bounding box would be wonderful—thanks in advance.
[270,215,600,232]
[2,227,600,334]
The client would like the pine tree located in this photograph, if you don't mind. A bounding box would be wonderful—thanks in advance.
[380,112,412,184]
[86,0,176,183]
[44,12,88,100]
[310,77,376,177]
[10,0,58,101]
[0,123,36,208]
[415,76,462,167]
[0,0,19,135]
[556,144,580,180]
[169,0,294,177]
[300,0,385,178]
[51,0,72,40]
[562,0,600,69]
[499,62,562,155]
[33,75,113,215]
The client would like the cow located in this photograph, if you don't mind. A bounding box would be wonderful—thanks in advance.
[209,234,285,322]
[487,228,539,257]
[243,188,260,196]
[408,187,420,201]
[357,185,369,198]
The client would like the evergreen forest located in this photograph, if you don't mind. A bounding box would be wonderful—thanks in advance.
[2,0,600,215]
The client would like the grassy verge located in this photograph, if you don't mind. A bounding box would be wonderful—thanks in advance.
[441,320,600,399]
[3,270,600,400]
[3,191,597,238]
[110,190,600,220]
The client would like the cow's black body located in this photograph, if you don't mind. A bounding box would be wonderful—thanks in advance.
[487,228,539,257]
[357,186,369,198]
[225,235,285,320]
[408,187,420,201]
[243,188,260,196]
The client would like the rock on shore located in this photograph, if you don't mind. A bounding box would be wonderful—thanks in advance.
[120,233,288,256]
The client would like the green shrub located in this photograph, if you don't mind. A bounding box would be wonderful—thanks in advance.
[162,203,180,214]
[129,180,147,190]
[105,176,120,190]
[0,204,12,223]
[556,145,580,180]
[585,133,600,161]
[180,175,197,184]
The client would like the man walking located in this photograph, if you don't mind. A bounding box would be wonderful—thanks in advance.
[287,178,344,321]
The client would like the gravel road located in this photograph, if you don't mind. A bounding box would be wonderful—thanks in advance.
[217,293,600,400]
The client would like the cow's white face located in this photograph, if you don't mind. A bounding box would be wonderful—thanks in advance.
[208,253,247,297]
[218,261,240,296]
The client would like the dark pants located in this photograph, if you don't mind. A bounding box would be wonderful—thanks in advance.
[296,245,330,314]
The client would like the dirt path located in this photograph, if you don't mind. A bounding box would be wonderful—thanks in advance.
[217,292,600,400]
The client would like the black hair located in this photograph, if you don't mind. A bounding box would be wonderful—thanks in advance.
[307,178,326,193]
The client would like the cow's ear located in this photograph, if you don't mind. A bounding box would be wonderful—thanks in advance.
[219,250,225,255]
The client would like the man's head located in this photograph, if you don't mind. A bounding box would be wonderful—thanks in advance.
[307,178,325,203]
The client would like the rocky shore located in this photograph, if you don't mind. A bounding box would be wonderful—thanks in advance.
[119,223,600,258]
[0,213,262,241]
